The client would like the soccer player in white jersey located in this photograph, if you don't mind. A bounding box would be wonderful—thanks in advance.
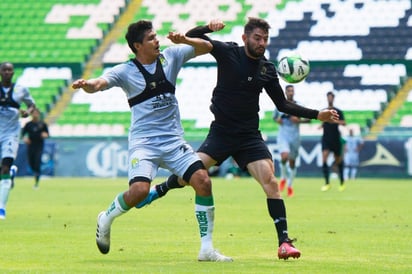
[344,128,364,180]
[0,62,35,219]
[273,85,309,197]
[72,20,232,262]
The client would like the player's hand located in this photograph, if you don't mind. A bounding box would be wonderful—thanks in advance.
[167,32,186,44]
[208,19,225,32]
[19,109,29,118]
[72,78,105,93]
[317,109,339,123]
[72,79,88,89]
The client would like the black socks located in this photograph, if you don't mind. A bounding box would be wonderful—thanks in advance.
[322,163,330,184]
[267,198,289,246]
[156,174,184,197]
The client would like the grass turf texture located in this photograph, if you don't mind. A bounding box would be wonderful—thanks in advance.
[0,177,411,273]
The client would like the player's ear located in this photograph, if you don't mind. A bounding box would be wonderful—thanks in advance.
[133,42,141,52]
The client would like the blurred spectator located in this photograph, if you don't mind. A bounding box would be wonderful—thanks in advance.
[343,128,364,180]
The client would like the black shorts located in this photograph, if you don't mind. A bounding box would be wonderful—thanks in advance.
[197,123,272,170]
[322,138,342,156]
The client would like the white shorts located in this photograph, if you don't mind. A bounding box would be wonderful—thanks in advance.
[128,135,200,181]
[344,152,359,167]
[277,134,300,160]
[0,132,20,160]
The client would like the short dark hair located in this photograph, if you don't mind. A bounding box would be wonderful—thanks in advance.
[285,85,294,90]
[125,20,153,53]
[0,62,13,70]
[327,91,335,97]
[244,17,270,35]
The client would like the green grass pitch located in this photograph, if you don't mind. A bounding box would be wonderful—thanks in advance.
[0,176,411,273]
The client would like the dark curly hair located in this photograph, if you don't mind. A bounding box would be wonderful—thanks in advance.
[125,20,153,53]
[244,17,270,36]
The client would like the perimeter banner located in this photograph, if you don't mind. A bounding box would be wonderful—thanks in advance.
[269,138,411,178]
[15,137,411,178]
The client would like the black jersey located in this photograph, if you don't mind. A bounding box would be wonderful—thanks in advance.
[208,40,318,133]
[322,107,345,142]
[22,121,49,146]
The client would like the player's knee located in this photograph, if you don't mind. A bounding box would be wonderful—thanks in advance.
[190,169,212,195]
[127,181,151,205]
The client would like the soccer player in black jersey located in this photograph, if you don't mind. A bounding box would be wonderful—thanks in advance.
[22,108,49,188]
[136,18,339,260]
[320,91,346,192]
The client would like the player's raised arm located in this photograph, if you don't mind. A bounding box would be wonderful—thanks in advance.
[167,32,212,56]
[185,19,225,40]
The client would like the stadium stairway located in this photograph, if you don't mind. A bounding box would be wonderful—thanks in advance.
[367,77,412,140]
[45,0,143,125]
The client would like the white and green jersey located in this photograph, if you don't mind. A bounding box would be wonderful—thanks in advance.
[0,83,35,137]
[273,103,302,158]
[101,45,195,140]
[273,106,301,140]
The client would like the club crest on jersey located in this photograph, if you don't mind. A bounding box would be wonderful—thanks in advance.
[149,82,156,90]
[131,158,140,168]
[159,54,167,66]
[261,66,267,75]
[248,76,253,81]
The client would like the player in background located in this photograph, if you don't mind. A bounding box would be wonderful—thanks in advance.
[135,18,340,260]
[320,91,346,192]
[0,62,35,219]
[273,85,310,197]
[22,107,49,189]
[72,20,232,262]
[343,128,364,180]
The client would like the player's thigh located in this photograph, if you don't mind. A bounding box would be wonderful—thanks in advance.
[247,158,275,184]
[128,143,160,182]
[1,134,19,159]
[278,143,290,161]
[289,140,300,160]
[247,159,278,197]
[163,140,201,179]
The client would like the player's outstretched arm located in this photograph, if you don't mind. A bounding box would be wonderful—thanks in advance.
[72,78,108,93]
[317,109,340,123]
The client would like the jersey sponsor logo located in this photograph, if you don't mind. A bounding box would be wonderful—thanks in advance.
[151,94,173,109]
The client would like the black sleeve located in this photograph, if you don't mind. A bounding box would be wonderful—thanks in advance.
[21,123,28,138]
[43,122,49,135]
[266,81,319,120]
[338,109,345,121]
[186,25,213,41]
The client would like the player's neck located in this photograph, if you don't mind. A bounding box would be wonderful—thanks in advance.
[135,55,157,65]
[1,80,12,87]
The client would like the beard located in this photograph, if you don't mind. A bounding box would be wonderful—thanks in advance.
[245,41,265,58]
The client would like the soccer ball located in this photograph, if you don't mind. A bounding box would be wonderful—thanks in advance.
[277,55,310,83]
